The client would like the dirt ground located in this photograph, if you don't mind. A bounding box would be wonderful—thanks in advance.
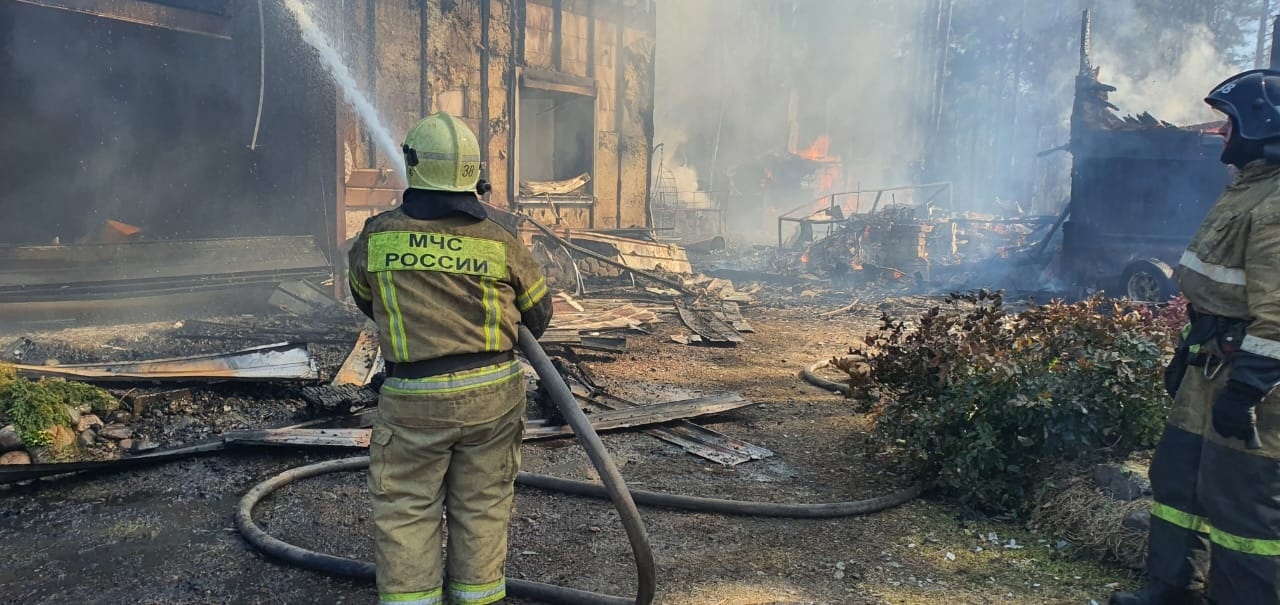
[0,297,1138,605]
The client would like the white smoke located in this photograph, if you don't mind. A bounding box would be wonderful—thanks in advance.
[1095,24,1235,126]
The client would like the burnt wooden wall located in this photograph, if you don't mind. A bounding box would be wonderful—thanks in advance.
[336,0,656,245]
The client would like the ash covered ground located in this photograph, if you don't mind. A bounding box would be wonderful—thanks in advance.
[0,299,1132,605]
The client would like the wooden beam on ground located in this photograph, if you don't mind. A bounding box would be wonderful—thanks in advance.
[223,393,756,447]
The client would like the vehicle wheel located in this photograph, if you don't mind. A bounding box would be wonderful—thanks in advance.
[1121,259,1175,302]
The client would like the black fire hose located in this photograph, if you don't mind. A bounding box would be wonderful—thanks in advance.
[517,472,921,518]
[234,456,641,605]
[236,330,922,603]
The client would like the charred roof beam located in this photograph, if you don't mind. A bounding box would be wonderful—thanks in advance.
[12,0,232,39]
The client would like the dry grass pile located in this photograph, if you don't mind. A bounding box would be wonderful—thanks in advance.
[1031,476,1149,570]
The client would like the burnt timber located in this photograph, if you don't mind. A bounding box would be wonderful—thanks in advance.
[1059,10,1230,298]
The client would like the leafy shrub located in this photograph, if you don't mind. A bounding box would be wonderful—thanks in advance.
[850,291,1179,516]
[0,379,74,446]
[0,369,118,446]
[39,378,120,414]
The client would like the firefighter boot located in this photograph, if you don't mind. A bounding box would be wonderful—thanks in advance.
[1108,581,1208,605]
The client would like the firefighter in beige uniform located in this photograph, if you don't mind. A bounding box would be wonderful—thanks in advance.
[348,112,552,605]
[1111,70,1280,605]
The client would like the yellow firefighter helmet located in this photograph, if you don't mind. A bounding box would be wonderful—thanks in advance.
[401,112,481,192]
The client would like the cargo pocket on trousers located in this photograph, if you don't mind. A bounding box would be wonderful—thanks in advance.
[504,419,524,483]
[369,425,394,496]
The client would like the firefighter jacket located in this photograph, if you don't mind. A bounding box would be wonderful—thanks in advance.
[1176,160,1280,393]
[1141,160,1280,603]
[347,197,551,426]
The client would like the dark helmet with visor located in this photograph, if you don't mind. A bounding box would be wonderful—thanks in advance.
[1205,69,1280,140]
[1205,69,1280,166]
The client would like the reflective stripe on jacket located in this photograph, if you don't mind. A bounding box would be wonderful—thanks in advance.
[347,208,548,364]
[1177,161,1280,368]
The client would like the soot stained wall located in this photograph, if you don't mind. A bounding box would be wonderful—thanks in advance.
[0,1,335,252]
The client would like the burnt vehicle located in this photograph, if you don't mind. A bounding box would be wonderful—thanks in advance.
[1059,12,1230,301]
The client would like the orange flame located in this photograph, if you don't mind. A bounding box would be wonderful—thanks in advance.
[798,136,831,161]
[800,254,810,264]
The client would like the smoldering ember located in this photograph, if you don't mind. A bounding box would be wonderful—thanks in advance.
[2,1,1278,604]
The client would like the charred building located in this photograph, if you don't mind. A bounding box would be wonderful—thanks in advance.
[1060,10,1230,300]
[0,0,656,320]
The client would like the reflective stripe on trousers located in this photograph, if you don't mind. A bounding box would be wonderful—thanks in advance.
[378,588,444,604]
[1146,365,1280,604]
[1147,423,1210,591]
[1154,498,1280,557]
[371,403,524,601]
[448,578,507,605]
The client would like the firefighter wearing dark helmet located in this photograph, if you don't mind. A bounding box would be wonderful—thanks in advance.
[1110,69,1280,605]
[348,112,552,605]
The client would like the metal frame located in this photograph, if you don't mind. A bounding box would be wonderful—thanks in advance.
[776,182,953,248]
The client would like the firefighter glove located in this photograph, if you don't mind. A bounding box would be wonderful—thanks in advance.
[1213,379,1266,442]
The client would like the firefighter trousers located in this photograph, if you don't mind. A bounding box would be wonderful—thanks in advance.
[1147,363,1280,604]
[369,368,525,605]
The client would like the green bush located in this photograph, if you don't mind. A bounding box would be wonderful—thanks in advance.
[853,291,1178,516]
[0,370,119,447]
[39,378,120,414]
[0,379,74,446]
[0,363,14,390]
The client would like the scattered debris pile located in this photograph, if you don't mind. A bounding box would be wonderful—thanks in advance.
[0,248,774,481]
[551,358,773,466]
[788,204,949,282]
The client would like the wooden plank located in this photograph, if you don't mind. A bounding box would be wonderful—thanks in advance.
[343,188,401,208]
[582,391,772,466]
[0,268,329,302]
[569,230,693,274]
[521,67,597,95]
[224,428,372,448]
[524,393,753,439]
[0,236,330,288]
[527,218,694,293]
[674,299,743,345]
[267,280,343,317]
[538,331,627,353]
[13,0,232,39]
[13,343,320,383]
[223,393,755,446]
[300,384,378,415]
[331,329,382,386]
[549,304,659,331]
[720,301,755,333]
[345,169,404,188]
